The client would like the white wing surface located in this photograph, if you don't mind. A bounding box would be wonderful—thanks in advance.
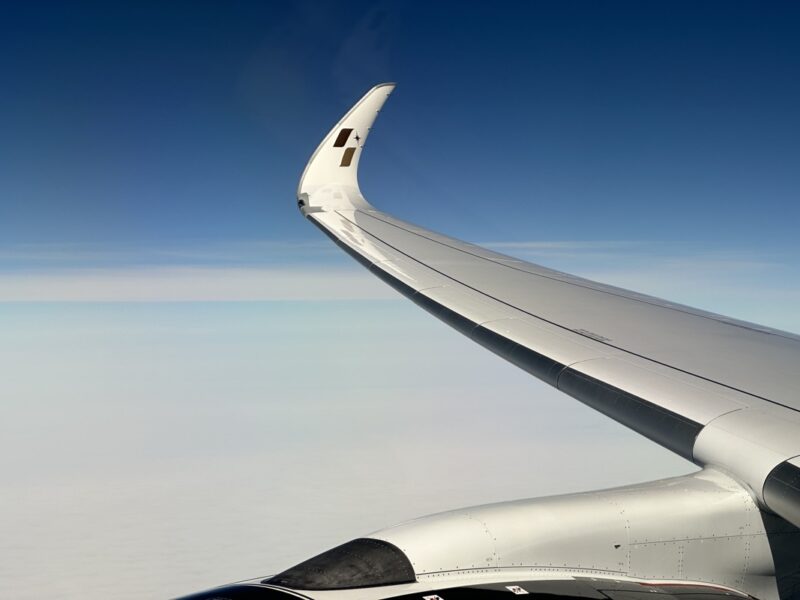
[297,83,800,529]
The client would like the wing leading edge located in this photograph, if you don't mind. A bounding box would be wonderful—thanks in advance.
[297,84,800,529]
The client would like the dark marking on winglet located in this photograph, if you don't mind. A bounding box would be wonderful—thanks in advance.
[340,147,356,167]
[333,128,353,147]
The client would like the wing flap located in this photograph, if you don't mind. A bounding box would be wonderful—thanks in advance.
[479,317,608,368]
[569,356,750,425]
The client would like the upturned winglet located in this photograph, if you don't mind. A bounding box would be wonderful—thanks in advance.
[297,83,395,215]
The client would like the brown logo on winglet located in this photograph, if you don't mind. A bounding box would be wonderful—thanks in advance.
[333,128,359,167]
[333,128,353,147]
[340,147,356,167]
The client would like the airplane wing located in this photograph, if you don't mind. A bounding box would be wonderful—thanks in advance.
[297,83,800,530]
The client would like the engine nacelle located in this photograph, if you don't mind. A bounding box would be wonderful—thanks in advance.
[178,469,800,600]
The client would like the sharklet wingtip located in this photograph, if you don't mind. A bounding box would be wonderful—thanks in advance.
[296,83,395,213]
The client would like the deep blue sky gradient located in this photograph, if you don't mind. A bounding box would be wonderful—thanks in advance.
[2,1,800,252]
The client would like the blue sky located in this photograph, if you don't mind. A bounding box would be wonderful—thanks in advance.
[2,3,800,599]
[3,1,800,249]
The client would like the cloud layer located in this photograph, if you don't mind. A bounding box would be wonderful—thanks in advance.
[0,266,395,302]
[1,239,798,335]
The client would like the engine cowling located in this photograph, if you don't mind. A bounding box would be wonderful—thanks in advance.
[176,469,800,600]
